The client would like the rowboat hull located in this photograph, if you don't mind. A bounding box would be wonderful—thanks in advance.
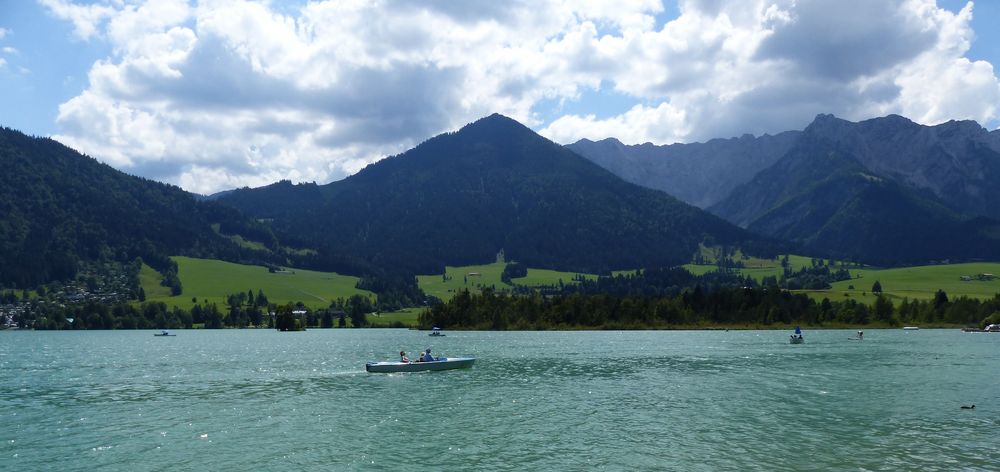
[789,337,804,344]
[365,357,475,373]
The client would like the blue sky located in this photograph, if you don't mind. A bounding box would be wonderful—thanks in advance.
[1,1,999,194]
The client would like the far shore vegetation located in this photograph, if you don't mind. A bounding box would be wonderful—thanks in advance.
[6,251,1000,331]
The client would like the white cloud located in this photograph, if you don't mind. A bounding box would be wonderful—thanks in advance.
[2,47,18,54]
[0,27,9,39]
[543,0,1000,143]
[39,0,117,40]
[44,0,1000,194]
[0,58,6,69]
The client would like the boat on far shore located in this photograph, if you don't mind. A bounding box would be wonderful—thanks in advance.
[903,326,920,330]
[154,330,176,337]
[429,326,445,336]
[964,324,1000,332]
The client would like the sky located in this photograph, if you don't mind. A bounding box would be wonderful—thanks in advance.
[1,0,999,195]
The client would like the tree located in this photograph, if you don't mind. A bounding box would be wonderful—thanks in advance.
[138,286,146,302]
[275,304,304,331]
[874,295,893,323]
[934,290,949,311]
[346,294,373,328]
[871,280,883,294]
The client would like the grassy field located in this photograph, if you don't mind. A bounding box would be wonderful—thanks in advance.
[370,308,424,327]
[416,262,596,301]
[138,264,173,299]
[802,262,1000,302]
[683,254,831,280]
[684,253,1000,302]
[142,256,373,310]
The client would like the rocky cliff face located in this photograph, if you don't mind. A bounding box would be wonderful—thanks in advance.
[706,113,1000,265]
[566,131,800,208]
[799,114,1000,218]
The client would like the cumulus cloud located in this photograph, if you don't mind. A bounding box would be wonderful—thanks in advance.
[47,0,666,193]
[44,0,1000,194]
[544,0,1000,144]
[39,0,117,40]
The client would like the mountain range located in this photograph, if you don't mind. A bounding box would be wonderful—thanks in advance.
[572,114,1000,265]
[4,111,1000,291]
[217,114,775,275]
[567,131,800,208]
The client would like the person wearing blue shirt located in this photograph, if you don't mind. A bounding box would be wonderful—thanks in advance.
[423,348,435,362]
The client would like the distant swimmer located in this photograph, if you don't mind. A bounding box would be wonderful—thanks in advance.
[961,405,975,409]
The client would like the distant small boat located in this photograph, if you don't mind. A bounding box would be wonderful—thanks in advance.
[789,326,804,344]
[366,357,475,373]
[429,326,445,337]
[902,326,920,330]
[154,330,176,337]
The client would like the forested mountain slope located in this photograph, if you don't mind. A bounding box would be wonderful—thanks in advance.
[0,127,274,287]
[220,114,782,274]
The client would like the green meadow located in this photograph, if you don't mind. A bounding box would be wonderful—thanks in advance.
[804,262,1000,302]
[685,252,1000,302]
[369,308,424,327]
[141,253,1000,315]
[683,254,826,280]
[416,262,595,301]
[142,256,373,310]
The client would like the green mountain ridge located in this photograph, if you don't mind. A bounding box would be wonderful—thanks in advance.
[219,114,784,275]
[0,127,276,287]
[710,116,1000,265]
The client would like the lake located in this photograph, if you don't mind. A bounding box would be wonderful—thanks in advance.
[1,329,997,470]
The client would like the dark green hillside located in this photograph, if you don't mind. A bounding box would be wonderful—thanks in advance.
[711,137,870,227]
[221,180,326,219]
[750,175,1000,265]
[0,127,274,287]
[711,116,1000,265]
[220,114,780,274]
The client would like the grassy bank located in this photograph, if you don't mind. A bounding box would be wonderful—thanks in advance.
[141,256,373,310]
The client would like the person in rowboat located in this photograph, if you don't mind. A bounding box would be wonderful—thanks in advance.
[399,351,410,363]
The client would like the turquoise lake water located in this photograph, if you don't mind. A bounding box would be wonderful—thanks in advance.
[1,329,998,471]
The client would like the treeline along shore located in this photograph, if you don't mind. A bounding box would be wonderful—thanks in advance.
[419,287,1000,330]
[8,267,1000,331]
[13,287,1000,331]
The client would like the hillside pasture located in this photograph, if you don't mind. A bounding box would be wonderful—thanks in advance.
[683,254,836,281]
[417,262,595,301]
[804,262,1000,302]
[142,256,372,310]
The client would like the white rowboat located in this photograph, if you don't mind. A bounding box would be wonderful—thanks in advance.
[365,357,475,373]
